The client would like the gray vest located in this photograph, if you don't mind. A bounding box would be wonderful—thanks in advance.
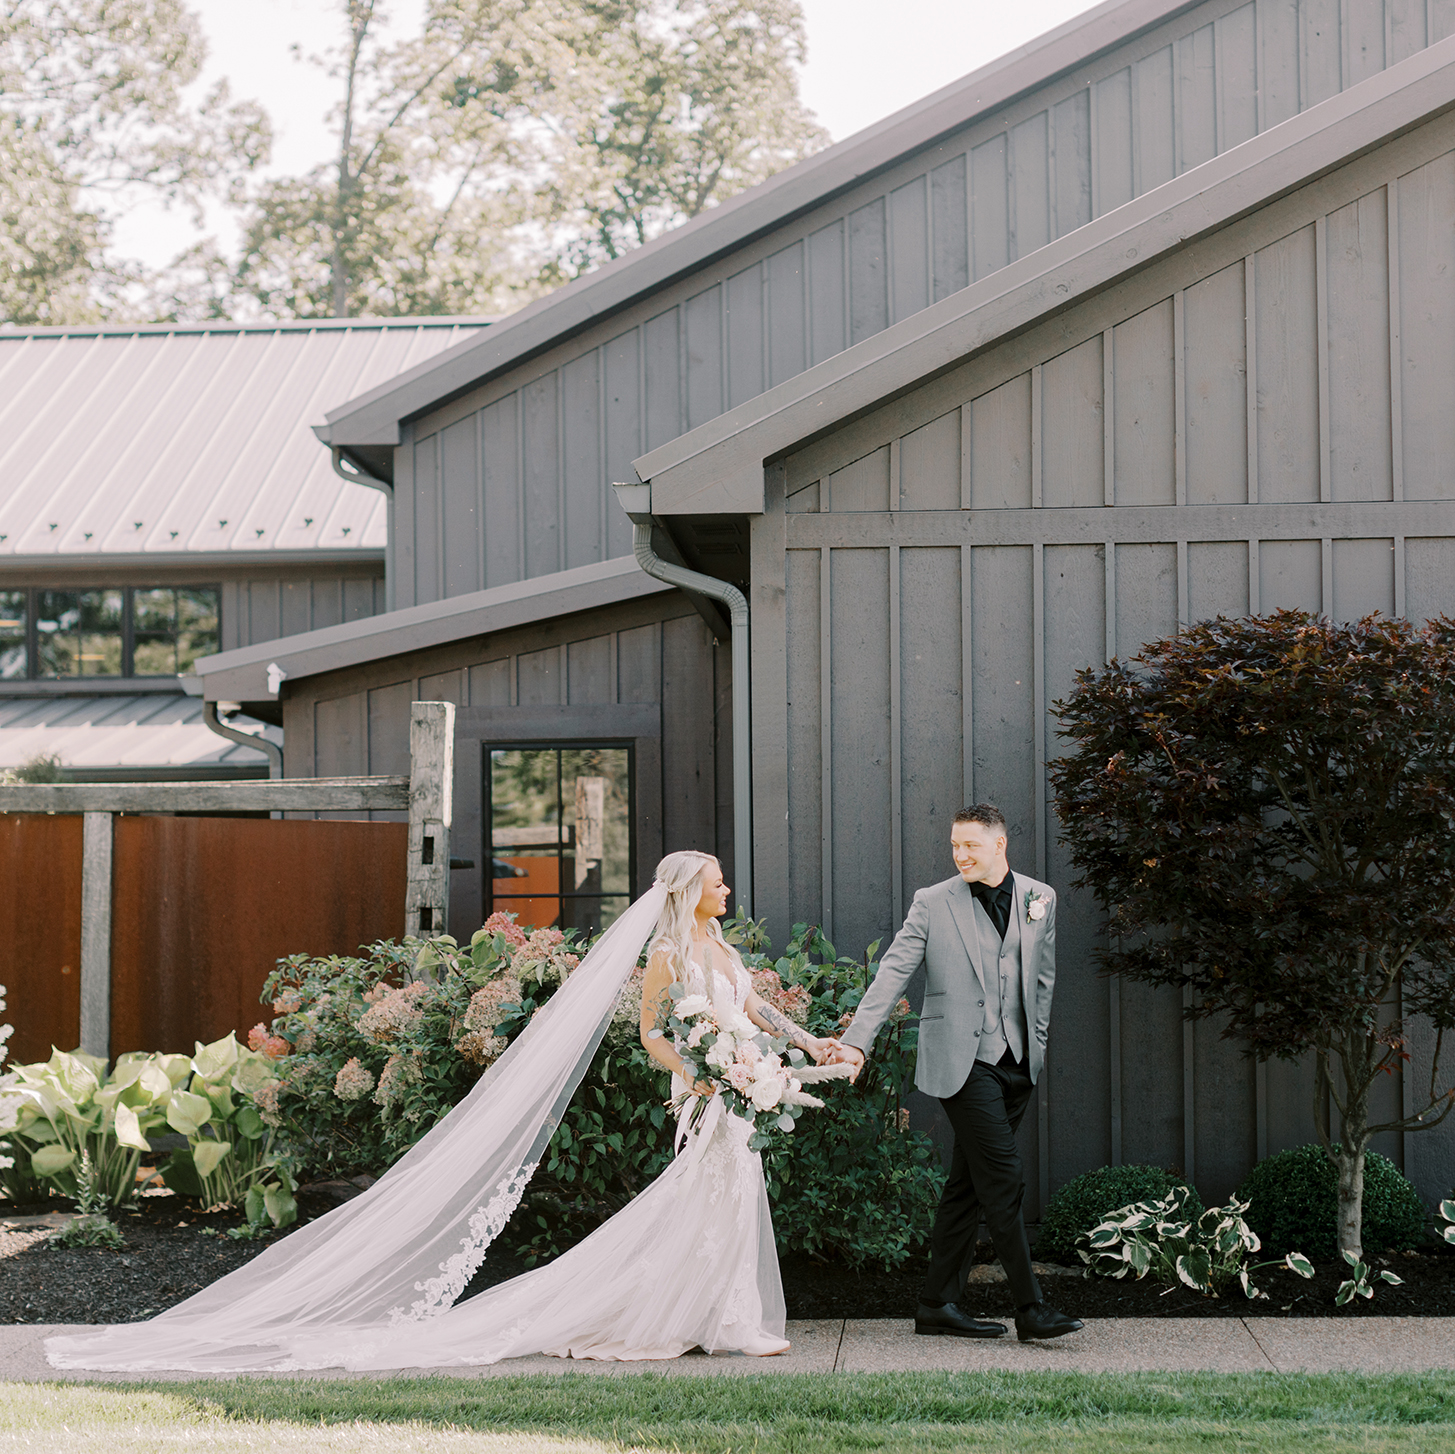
[972,892,1027,1065]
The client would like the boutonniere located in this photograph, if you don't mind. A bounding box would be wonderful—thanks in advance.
[1024,890,1050,923]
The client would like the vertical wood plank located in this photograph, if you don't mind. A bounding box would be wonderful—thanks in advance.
[1174,290,1187,507]
[405,701,455,940]
[961,543,974,804]
[820,546,834,942]
[889,545,903,928]
[971,136,1009,282]
[1388,178,1405,503]
[562,351,603,569]
[1245,254,1259,504]
[767,241,808,387]
[727,265,767,405]
[1032,539,1049,1211]
[644,308,682,452]
[849,199,889,346]
[1102,329,1116,507]
[807,226,847,366]
[931,157,970,302]
[79,811,113,1060]
[890,177,929,324]
[1316,214,1333,503]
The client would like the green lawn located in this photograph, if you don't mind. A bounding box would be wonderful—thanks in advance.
[2,1371,1454,1453]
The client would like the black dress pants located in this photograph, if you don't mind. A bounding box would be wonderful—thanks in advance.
[920,1051,1042,1310]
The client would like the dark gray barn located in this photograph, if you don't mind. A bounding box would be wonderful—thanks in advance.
[197,2,1455,1212]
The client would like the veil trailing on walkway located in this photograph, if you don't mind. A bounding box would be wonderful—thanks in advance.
[46,884,670,1372]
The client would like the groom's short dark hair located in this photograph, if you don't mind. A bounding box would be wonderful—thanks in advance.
[954,803,1007,832]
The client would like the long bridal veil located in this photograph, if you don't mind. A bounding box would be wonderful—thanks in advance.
[46,884,670,1372]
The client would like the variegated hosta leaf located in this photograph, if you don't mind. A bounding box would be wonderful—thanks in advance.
[1443,1225,1455,1245]
[1087,1227,1122,1248]
[1439,1198,1455,1223]
[1128,1242,1151,1276]
[1380,1271,1404,1285]
[1336,1281,1358,1306]
[1285,1252,1315,1279]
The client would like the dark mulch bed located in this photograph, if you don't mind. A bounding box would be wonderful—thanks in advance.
[4,1191,1454,1324]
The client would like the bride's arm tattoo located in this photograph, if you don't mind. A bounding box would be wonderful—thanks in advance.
[754,1000,813,1049]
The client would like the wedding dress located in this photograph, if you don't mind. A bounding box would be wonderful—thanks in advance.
[46,885,788,1372]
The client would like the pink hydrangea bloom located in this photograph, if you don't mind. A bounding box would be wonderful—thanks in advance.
[481,911,528,948]
[247,1023,290,1060]
[333,1057,375,1102]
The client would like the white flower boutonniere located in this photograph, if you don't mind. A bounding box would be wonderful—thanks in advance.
[1025,890,1050,923]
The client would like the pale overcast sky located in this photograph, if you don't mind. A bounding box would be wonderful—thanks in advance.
[113,0,1101,271]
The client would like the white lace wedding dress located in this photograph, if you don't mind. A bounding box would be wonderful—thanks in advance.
[332,957,788,1369]
[47,892,788,1372]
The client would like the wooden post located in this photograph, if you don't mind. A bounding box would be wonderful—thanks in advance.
[405,701,455,943]
[79,810,113,1061]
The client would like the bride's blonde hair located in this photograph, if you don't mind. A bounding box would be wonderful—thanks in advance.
[648,850,739,984]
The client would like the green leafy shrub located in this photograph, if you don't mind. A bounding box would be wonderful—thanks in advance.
[1037,1164,1202,1264]
[1079,1185,1313,1299]
[1235,1144,1427,1262]
[256,911,943,1270]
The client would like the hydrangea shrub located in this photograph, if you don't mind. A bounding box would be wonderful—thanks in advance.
[253,911,942,1268]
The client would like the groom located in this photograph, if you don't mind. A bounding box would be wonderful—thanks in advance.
[829,804,1082,1343]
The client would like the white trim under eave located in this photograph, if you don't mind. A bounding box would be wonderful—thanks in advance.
[192,556,673,701]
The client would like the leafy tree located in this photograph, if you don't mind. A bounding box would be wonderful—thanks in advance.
[226,0,825,319]
[1049,611,1455,1260]
[0,0,271,324]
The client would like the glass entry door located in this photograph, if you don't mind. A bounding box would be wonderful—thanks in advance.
[485,744,634,933]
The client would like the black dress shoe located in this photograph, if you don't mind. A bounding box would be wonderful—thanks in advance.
[914,1302,1007,1338]
[1014,1301,1084,1342]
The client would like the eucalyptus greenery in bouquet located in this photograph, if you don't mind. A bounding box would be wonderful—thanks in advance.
[1079,1185,1315,1299]
[657,978,853,1152]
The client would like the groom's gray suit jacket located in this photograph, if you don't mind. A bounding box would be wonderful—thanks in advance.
[840,871,1057,1097]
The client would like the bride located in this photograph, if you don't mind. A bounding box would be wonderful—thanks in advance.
[47,850,836,1372]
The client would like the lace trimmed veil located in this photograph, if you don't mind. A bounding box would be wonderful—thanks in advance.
[46,883,670,1372]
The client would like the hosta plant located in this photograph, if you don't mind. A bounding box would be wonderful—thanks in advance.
[1080,1186,1315,1299]
[1440,1196,1455,1245]
[1,1049,180,1207]
[159,1034,298,1231]
[1335,1248,1405,1305]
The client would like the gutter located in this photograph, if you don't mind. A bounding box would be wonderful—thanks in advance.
[613,484,752,918]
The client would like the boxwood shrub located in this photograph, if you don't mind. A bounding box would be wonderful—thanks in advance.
[1235,1143,1427,1262]
[1035,1164,1202,1265]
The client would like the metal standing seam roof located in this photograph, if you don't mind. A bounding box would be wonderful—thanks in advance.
[0,694,279,770]
[0,317,491,564]
[314,0,1200,448]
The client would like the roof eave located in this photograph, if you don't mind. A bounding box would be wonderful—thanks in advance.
[319,0,1207,449]
[635,35,1455,516]
[192,556,673,700]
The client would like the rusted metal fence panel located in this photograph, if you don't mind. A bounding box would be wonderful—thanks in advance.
[106,816,406,1056]
[0,815,82,1063]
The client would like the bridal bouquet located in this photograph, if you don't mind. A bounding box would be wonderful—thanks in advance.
[659,978,854,1151]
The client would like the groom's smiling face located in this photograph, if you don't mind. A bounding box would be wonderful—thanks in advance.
[951,821,1009,885]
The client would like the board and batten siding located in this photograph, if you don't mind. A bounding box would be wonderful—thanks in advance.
[220,570,386,652]
[392,0,1455,610]
[280,593,733,939]
[751,106,1455,1214]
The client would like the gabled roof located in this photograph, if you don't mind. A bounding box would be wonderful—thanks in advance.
[635,34,1455,514]
[0,317,489,566]
[315,0,1205,450]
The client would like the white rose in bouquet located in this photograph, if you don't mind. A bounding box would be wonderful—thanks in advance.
[674,994,711,1017]
[687,1021,710,1047]
[750,1076,784,1111]
[705,1036,737,1071]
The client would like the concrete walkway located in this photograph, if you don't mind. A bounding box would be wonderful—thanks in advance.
[2,1318,1453,1381]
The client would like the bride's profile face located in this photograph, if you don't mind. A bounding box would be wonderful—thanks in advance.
[696,864,731,919]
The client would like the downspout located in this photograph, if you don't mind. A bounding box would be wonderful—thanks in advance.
[613,484,752,919]
[332,445,396,613]
[202,701,284,780]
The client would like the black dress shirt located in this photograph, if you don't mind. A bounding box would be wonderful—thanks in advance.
[970,873,1013,942]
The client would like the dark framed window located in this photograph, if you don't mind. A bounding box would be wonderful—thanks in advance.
[484,742,635,935]
[0,586,220,679]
